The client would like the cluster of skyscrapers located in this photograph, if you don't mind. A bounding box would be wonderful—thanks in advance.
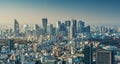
[0,18,120,64]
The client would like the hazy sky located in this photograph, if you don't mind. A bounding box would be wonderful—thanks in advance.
[0,0,120,26]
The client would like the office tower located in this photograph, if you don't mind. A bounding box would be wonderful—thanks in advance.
[35,24,41,37]
[52,27,56,36]
[96,50,114,64]
[57,21,61,31]
[50,24,53,35]
[14,19,20,36]
[83,44,93,64]
[84,25,90,33]
[42,18,48,35]
[65,21,71,27]
[72,19,77,38]
[65,21,71,37]
[60,23,66,31]
[47,24,50,35]
[7,39,14,50]
[78,20,85,33]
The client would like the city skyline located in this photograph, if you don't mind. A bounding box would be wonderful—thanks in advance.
[0,0,120,26]
[0,1,120,63]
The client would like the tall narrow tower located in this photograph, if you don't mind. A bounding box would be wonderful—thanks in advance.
[14,19,20,36]
[83,43,93,64]
[72,19,77,38]
[42,18,48,35]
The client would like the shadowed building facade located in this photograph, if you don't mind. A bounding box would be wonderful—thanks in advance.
[96,50,114,64]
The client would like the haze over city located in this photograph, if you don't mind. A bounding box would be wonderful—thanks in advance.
[0,0,120,26]
[0,0,120,64]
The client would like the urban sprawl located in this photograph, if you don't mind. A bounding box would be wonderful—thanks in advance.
[0,18,120,64]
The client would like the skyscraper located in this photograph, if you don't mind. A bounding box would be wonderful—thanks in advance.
[83,44,93,64]
[65,21,71,27]
[42,18,48,35]
[84,25,90,33]
[59,23,66,31]
[58,21,61,30]
[72,19,77,38]
[78,21,84,33]
[65,21,71,38]
[96,50,114,64]
[14,19,20,36]
[50,24,54,35]
[52,27,56,36]
[35,24,41,37]
[7,39,14,50]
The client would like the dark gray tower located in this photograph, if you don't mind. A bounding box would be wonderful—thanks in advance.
[14,19,20,36]
[83,43,93,64]
[42,18,48,35]
[72,19,77,38]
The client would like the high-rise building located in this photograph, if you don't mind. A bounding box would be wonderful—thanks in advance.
[78,21,85,33]
[65,21,71,27]
[84,25,90,33]
[35,24,41,37]
[56,21,61,35]
[72,19,77,38]
[52,27,56,36]
[14,19,20,36]
[58,21,61,29]
[60,23,66,31]
[50,24,54,35]
[83,44,93,64]
[65,21,71,37]
[7,39,14,50]
[96,50,114,64]
[42,18,48,35]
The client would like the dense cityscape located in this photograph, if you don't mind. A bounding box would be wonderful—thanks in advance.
[0,18,120,64]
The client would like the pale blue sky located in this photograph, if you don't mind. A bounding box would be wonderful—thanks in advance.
[0,0,120,26]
